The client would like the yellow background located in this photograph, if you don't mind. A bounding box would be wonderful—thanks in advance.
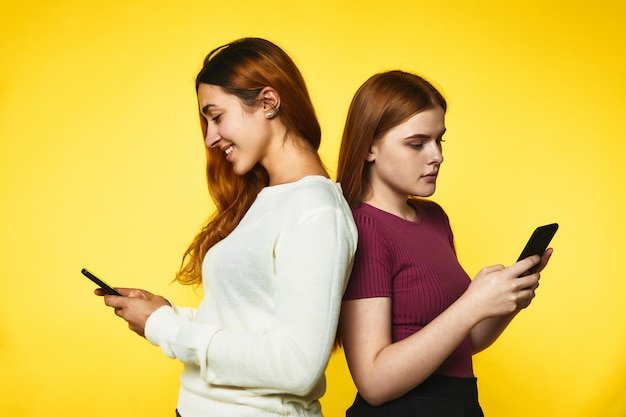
[1,1,625,416]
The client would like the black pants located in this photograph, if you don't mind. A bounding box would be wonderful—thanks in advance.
[346,375,484,417]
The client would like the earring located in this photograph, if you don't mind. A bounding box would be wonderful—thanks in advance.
[367,154,374,161]
[266,104,280,119]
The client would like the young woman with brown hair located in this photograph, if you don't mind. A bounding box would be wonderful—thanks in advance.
[336,70,552,416]
[97,38,357,417]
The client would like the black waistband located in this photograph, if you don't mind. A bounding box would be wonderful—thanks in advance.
[347,375,483,417]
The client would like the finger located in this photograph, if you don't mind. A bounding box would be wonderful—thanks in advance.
[535,248,554,273]
[516,273,539,290]
[113,288,152,299]
[514,283,537,305]
[517,293,535,309]
[128,289,151,300]
[110,288,136,297]
[543,247,553,257]
[533,278,540,290]
[478,264,505,275]
[512,255,541,276]
[104,294,126,308]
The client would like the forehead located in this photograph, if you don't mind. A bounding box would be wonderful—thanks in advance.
[197,84,238,112]
[395,107,446,133]
[377,106,446,145]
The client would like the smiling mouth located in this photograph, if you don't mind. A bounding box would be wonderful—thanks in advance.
[224,146,233,156]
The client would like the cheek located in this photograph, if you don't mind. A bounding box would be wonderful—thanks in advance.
[370,160,399,182]
[379,153,423,179]
[380,150,414,168]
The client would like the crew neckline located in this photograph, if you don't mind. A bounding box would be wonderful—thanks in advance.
[359,201,423,226]
[258,175,333,195]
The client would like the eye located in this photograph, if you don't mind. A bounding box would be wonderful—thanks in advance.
[211,114,221,123]
[409,143,424,149]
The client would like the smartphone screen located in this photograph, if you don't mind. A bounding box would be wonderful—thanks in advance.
[81,268,121,296]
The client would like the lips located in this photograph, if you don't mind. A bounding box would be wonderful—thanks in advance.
[422,171,438,181]
[223,145,233,156]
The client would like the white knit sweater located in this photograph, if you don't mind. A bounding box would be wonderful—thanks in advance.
[145,176,357,417]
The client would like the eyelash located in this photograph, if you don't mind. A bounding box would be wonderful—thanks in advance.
[410,138,445,149]
[211,114,221,123]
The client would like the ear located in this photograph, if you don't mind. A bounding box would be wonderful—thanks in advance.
[366,144,377,162]
[260,86,281,118]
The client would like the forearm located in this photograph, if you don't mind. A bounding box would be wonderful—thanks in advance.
[206,322,335,395]
[470,311,518,353]
[146,303,336,394]
[344,255,543,405]
[346,296,481,406]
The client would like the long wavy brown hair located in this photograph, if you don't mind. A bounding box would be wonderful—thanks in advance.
[336,70,447,207]
[176,38,321,286]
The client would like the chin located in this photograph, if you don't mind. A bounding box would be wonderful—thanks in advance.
[231,162,254,177]
[415,186,436,198]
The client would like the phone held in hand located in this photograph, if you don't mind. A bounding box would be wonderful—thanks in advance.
[81,268,121,296]
[517,223,558,275]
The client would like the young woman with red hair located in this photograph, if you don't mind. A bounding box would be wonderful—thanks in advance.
[336,70,553,416]
[97,38,357,417]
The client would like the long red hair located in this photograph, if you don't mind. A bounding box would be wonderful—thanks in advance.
[176,38,321,286]
[334,70,447,349]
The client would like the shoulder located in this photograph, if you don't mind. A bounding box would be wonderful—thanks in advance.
[279,177,354,223]
[351,204,396,251]
[275,176,346,205]
[268,176,356,233]
[351,203,385,231]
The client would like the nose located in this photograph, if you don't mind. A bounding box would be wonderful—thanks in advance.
[428,141,444,165]
[204,123,220,148]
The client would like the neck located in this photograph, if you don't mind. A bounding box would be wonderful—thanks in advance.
[263,134,328,186]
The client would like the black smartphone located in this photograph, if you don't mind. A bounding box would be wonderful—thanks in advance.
[81,268,121,296]
[517,223,558,274]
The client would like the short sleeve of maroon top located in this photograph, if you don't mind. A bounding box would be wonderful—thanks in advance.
[343,199,474,378]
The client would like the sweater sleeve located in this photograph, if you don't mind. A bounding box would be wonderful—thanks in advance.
[203,205,356,395]
[144,304,221,363]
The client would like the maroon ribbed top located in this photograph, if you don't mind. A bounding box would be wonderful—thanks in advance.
[343,199,474,377]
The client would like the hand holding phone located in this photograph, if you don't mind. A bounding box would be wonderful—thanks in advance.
[517,223,558,275]
[81,268,121,296]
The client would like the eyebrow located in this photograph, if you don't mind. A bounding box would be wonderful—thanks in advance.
[403,128,447,140]
[200,104,215,116]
